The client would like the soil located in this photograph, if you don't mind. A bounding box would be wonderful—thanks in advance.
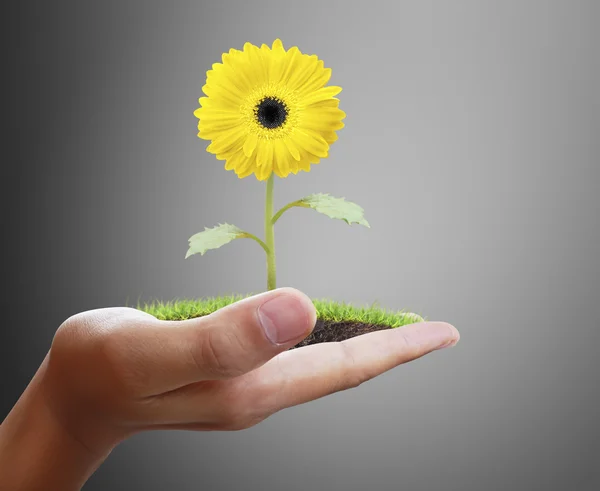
[292,319,393,349]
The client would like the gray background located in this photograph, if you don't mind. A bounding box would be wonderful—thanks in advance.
[3,0,599,489]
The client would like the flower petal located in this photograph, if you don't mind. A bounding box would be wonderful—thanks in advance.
[207,126,247,154]
[283,137,301,161]
[297,65,332,96]
[202,80,242,107]
[237,167,255,179]
[272,139,290,177]
[287,55,321,92]
[301,86,343,107]
[293,129,329,158]
[300,107,346,132]
[243,132,258,157]
[243,42,269,86]
[254,158,273,180]
[278,47,302,86]
[256,139,274,168]
[207,62,251,96]
[272,39,285,54]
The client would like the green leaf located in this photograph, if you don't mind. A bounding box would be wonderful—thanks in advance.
[299,193,370,227]
[185,223,247,258]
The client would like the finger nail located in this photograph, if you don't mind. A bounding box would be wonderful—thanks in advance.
[258,293,313,345]
[435,339,457,350]
[415,322,460,350]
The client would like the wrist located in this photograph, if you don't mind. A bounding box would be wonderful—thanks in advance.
[0,355,116,491]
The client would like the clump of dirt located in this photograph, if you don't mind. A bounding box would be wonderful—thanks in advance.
[292,319,393,349]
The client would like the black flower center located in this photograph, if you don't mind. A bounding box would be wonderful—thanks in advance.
[255,97,288,129]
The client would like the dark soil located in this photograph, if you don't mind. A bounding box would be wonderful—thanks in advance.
[292,319,393,349]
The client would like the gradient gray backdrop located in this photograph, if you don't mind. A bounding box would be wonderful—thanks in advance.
[4,1,600,490]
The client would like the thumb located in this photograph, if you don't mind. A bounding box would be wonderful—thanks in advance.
[121,288,317,395]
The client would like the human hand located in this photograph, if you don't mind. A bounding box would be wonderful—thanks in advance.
[0,287,459,490]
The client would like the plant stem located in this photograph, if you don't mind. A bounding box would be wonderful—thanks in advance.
[238,232,270,256]
[272,199,307,225]
[265,173,276,290]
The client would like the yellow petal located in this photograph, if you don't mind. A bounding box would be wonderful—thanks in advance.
[267,39,286,84]
[283,137,301,161]
[322,131,338,144]
[298,119,345,135]
[293,129,329,158]
[306,98,340,108]
[272,39,285,53]
[224,154,238,170]
[297,157,312,171]
[222,51,258,90]
[221,48,242,67]
[243,132,258,157]
[297,65,332,96]
[235,151,256,178]
[243,42,269,85]
[278,47,302,85]
[300,107,346,131]
[236,151,256,175]
[272,159,283,177]
[207,62,251,96]
[237,166,255,179]
[256,139,274,168]
[287,55,321,91]
[220,147,242,170]
[301,86,342,107]
[202,83,241,108]
[256,162,273,181]
[273,139,290,177]
[196,97,214,108]
[298,129,339,145]
[288,162,299,174]
[298,145,324,166]
[198,123,242,141]
[198,115,243,132]
[206,126,247,154]
[195,105,240,122]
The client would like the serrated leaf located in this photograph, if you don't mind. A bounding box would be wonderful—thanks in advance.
[185,223,246,258]
[300,193,370,227]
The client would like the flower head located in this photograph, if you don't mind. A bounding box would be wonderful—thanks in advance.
[194,39,346,180]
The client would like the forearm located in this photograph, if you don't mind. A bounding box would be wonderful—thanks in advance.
[0,357,111,491]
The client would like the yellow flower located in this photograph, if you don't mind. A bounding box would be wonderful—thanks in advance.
[194,39,346,181]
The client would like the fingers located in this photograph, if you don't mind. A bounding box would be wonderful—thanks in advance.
[241,321,460,416]
[109,288,317,396]
[139,321,459,428]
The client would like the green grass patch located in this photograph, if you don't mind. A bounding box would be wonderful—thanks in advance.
[138,294,425,328]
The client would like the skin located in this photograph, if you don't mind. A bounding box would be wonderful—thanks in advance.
[0,287,460,490]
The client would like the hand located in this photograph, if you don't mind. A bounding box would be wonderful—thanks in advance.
[0,287,459,490]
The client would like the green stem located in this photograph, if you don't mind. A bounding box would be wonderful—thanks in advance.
[265,173,276,290]
[238,233,270,256]
[272,199,307,225]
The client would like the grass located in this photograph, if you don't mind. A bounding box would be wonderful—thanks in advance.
[138,294,424,326]
[138,295,425,347]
